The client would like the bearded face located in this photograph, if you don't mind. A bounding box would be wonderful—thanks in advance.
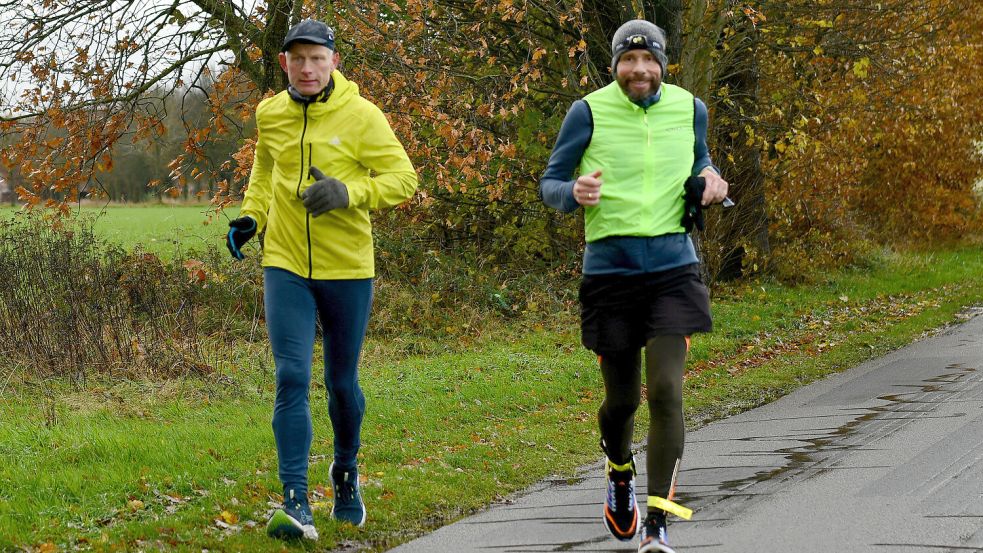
[615,49,663,102]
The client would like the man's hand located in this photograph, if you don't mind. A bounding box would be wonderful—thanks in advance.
[699,168,729,206]
[682,172,735,232]
[303,166,349,217]
[574,169,602,206]
[226,216,257,260]
[682,177,706,233]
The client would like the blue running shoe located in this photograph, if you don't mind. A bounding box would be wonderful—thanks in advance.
[603,456,638,541]
[330,462,366,526]
[267,489,318,541]
[638,511,675,553]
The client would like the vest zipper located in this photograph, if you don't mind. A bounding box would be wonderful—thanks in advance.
[643,111,651,147]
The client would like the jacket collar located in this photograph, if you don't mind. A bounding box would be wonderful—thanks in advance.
[287,76,334,104]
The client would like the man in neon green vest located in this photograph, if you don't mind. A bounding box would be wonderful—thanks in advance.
[540,19,728,553]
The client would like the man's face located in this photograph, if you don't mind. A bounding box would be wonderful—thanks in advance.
[615,49,663,102]
[278,43,339,96]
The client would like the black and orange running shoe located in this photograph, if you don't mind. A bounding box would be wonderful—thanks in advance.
[602,457,638,540]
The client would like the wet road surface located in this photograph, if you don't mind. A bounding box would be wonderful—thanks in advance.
[388,308,983,553]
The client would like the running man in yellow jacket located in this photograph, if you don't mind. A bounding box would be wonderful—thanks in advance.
[225,19,417,540]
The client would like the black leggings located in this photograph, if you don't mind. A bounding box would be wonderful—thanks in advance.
[598,335,687,498]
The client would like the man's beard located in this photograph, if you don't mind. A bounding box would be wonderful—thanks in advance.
[618,75,661,102]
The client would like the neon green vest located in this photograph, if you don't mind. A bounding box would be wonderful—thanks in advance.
[581,82,695,242]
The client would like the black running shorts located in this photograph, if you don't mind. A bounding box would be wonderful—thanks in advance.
[579,263,712,353]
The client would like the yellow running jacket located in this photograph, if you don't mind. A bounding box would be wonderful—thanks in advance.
[240,70,418,279]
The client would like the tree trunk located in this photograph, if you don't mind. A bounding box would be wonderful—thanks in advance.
[582,0,638,78]
[259,0,297,92]
[676,1,725,98]
[649,0,683,64]
[652,1,771,282]
[708,25,771,281]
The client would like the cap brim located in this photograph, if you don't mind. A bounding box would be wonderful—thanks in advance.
[282,37,334,51]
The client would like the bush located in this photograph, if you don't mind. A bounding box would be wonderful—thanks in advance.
[0,212,580,384]
[371,224,579,343]
[0,214,261,382]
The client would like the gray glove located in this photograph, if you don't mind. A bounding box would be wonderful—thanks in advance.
[302,166,349,216]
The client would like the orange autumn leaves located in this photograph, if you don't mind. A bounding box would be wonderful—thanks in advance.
[3,0,981,274]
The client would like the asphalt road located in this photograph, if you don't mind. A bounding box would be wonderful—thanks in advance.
[388,307,983,553]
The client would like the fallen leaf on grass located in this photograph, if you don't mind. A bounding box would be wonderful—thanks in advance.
[213,519,239,532]
[154,489,186,504]
[214,510,241,533]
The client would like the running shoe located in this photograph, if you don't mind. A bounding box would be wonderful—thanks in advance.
[603,456,638,540]
[267,488,318,540]
[330,462,366,526]
[638,510,675,553]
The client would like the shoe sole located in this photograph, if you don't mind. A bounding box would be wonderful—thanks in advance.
[638,541,676,553]
[603,506,638,541]
[329,462,367,527]
[267,509,319,541]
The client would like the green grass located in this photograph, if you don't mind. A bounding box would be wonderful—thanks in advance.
[2,207,982,552]
[0,204,235,258]
[1,329,604,552]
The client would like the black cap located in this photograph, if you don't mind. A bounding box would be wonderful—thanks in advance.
[282,20,336,52]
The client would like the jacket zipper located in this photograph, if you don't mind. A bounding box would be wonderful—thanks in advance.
[295,103,310,199]
[294,103,314,279]
[306,143,313,279]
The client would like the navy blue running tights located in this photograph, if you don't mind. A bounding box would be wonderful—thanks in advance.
[264,267,373,496]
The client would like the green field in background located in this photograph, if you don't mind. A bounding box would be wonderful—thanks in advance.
[0,204,237,257]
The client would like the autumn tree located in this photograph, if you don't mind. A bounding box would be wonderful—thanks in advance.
[748,0,982,276]
[89,77,254,202]
[654,0,981,279]
[0,0,288,207]
[1,0,979,279]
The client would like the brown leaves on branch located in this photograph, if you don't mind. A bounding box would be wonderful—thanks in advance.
[713,0,983,279]
[1,0,980,277]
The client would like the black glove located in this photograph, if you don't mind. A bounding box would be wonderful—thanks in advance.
[302,166,349,217]
[681,176,706,233]
[226,216,257,260]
